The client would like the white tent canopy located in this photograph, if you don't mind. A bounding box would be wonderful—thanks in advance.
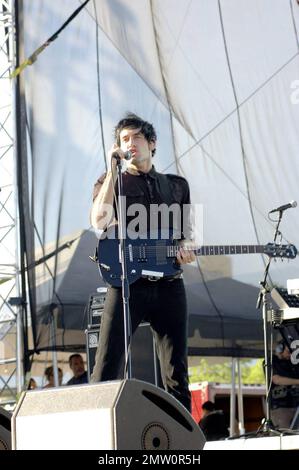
[18,0,299,356]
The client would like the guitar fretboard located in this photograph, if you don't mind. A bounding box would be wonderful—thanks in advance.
[123,241,295,260]
[168,245,267,257]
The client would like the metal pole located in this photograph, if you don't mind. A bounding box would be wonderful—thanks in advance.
[152,334,159,387]
[50,309,59,387]
[16,305,23,393]
[237,358,245,435]
[230,358,236,437]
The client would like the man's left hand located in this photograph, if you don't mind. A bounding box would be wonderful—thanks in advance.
[176,246,196,265]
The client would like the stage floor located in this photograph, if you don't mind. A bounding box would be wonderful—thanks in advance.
[204,434,299,450]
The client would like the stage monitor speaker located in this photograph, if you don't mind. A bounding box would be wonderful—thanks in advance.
[12,379,205,450]
[0,407,11,450]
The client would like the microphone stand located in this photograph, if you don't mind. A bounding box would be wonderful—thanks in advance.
[115,156,132,379]
[256,210,283,434]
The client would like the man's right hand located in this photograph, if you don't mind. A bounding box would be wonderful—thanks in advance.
[109,143,126,170]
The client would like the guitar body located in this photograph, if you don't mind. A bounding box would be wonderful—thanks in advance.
[98,228,182,287]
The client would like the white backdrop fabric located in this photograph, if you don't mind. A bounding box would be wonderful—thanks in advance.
[21,0,299,355]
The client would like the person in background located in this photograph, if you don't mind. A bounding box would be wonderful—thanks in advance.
[66,354,88,385]
[270,339,299,429]
[43,366,63,388]
[199,400,229,441]
[27,377,37,390]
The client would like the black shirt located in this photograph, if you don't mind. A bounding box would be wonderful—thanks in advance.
[93,165,192,240]
[66,371,88,386]
[199,411,229,441]
[270,356,299,409]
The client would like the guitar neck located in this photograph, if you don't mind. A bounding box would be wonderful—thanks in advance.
[168,244,267,257]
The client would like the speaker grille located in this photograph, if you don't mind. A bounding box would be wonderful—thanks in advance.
[141,422,170,450]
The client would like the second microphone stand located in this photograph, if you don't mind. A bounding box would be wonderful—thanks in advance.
[256,210,283,434]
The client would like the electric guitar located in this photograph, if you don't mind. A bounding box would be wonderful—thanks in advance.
[97,228,297,287]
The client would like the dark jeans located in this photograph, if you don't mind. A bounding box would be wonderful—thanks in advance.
[90,277,191,412]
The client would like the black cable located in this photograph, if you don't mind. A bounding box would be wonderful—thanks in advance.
[290,0,299,51]
[218,0,269,275]
[93,0,107,172]
[15,0,30,375]
[11,0,91,78]
[149,0,188,174]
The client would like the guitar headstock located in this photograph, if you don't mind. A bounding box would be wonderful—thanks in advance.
[264,243,297,259]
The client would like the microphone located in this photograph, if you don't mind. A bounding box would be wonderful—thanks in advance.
[111,150,132,161]
[269,200,297,214]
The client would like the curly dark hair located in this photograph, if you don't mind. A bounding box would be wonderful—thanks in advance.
[114,112,157,156]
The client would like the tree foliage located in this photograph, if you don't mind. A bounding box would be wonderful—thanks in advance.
[189,358,265,384]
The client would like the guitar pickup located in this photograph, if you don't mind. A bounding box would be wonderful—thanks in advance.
[142,270,164,279]
[128,244,133,262]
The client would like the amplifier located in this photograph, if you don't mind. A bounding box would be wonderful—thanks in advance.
[86,323,162,387]
[86,289,107,328]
